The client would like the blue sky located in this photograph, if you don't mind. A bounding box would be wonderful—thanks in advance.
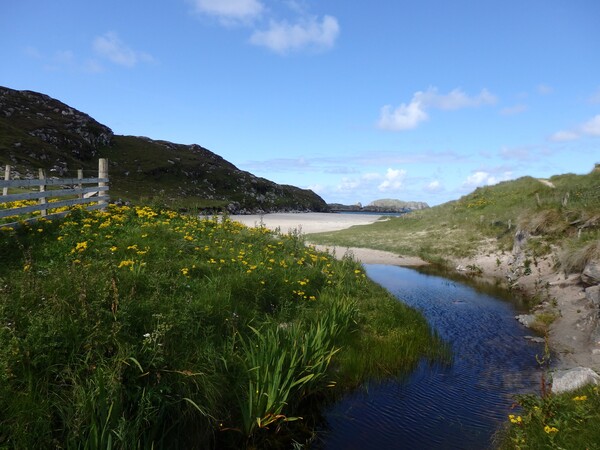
[2,0,599,206]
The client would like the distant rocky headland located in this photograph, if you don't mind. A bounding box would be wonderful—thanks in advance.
[329,198,429,213]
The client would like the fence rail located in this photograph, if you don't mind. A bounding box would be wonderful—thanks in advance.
[0,158,109,228]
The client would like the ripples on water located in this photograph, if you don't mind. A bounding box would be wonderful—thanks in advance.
[318,265,543,450]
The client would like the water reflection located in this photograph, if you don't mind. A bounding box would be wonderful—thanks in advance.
[318,265,543,450]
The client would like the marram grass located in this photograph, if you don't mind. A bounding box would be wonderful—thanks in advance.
[0,205,443,449]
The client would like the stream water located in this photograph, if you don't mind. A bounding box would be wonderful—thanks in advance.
[317,264,544,450]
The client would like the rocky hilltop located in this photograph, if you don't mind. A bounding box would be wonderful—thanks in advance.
[0,86,328,214]
[330,198,429,213]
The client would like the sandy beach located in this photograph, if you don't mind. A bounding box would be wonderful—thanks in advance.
[230,212,427,266]
[230,212,386,234]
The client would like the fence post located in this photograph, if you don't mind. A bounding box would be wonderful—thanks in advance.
[39,168,47,216]
[3,165,10,196]
[98,158,108,211]
[77,169,84,199]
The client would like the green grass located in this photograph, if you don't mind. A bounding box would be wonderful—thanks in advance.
[0,204,444,449]
[308,169,600,273]
[498,384,600,449]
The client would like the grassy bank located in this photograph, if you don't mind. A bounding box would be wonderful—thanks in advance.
[0,205,444,449]
[499,383,600,449]
[308,170,600,269]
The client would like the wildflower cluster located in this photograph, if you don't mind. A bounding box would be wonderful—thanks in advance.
[0,198,73,224]
[0,202,437,449]
[506,384,600,449]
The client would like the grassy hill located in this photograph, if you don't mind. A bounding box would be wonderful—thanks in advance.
[0,86,328,213]
[309,168,600,273]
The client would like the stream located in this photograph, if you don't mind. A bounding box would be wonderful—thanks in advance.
[317,264,544,449]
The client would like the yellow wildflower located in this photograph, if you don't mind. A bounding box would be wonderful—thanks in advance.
[544,425,558,434]
[573,395,587,401]
[508,414,522,424]
[72,241,88,253]
[118,260,135,269]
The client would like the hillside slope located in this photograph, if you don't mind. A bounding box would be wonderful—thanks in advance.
[0,86,328,213]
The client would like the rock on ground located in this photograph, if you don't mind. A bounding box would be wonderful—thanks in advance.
[551,366,600,394]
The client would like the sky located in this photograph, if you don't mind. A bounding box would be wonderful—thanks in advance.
[1,0,599,206]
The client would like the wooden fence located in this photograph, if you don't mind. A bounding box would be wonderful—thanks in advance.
[0,158,109,228]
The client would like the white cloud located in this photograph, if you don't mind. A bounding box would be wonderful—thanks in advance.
[336,177,361,192]
[537,84,553,95]
[378,168,407,191]
[549,114,600,141]
[250,15,339,54]
[463,171,512,188]
[416,87,497,110]
[378,87,497,131]
[425,180,442,192]
[581,115,600,136]
[377,101,428,131]
[333,168,408,195]
[189,0,264,23]
[550,130,579,142]
[93,32,154,67]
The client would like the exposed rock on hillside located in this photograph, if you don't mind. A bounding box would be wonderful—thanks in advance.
[1,87,113,175]
[329,198,429,213]
[368,198,429,211]
[0,86,328,213]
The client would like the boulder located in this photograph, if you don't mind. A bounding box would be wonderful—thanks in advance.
[585,285,600,307]
[551,367,600,394]
[582,261,600,286]
[515,314,536,328]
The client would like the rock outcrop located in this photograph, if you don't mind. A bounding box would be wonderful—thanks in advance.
[0,86,328,213]
[329,198,429,213]
[552,366,600,394]
[582,260,600,286]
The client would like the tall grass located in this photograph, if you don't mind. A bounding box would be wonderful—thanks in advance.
[237,322,339,439]
[0,205,444,448]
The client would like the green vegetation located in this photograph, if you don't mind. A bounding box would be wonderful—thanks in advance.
[309,169,600,273]
[0,205,444,449]
[499,378,600,449]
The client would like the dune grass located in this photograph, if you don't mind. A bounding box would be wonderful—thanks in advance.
[308,169,600,272]
[0,204,444,449]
